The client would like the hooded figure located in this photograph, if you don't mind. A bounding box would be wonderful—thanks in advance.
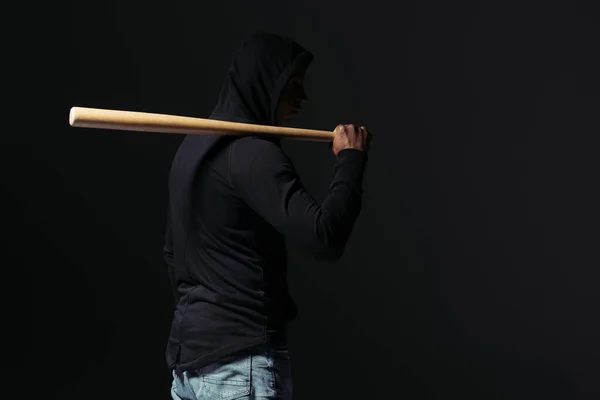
[164,32,368,399]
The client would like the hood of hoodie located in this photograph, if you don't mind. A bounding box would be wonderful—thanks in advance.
[209,32,313,126]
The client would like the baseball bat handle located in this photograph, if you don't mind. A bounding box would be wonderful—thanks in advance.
[69,106,334,142]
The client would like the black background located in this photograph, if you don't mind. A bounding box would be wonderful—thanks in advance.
[6,0,599,398]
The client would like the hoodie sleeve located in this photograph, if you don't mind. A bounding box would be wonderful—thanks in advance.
[230,137,368,261]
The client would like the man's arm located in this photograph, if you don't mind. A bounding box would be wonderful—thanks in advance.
[230,137,368,261]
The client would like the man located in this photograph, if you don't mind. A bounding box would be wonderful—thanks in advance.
[164,32,371,400]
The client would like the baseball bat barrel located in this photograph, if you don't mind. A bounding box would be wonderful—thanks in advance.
[69,106,334,142]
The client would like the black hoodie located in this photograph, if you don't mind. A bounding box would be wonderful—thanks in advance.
[164,32,368,372]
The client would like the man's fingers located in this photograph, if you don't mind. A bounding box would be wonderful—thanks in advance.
[344,124,358,139]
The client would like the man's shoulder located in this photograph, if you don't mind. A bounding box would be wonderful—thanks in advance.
[231,135,284,157]
[230,136,290,173]
[234,135,282,148]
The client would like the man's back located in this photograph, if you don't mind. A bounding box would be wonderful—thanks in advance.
[165,133,297,371]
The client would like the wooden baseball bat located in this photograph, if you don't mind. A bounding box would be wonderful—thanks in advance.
[69,106,334,142]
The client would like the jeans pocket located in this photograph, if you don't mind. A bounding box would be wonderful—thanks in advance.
[199,355,251,400]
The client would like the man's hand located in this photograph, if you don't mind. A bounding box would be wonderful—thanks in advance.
[332,124,372,157]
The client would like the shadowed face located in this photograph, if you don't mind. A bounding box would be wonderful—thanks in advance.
[275,73,308,125]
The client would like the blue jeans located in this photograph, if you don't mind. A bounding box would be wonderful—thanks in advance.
[171,344,292,399]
